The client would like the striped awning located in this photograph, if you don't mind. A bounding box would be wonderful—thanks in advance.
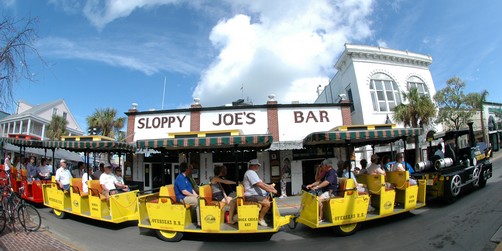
[0,137,44,148]
[43,140,136,153]
[303,128,423,147]
[136,134,273,151]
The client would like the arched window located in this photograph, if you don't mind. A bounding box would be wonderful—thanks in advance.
[407,76,429,97]
[369,73,401,112]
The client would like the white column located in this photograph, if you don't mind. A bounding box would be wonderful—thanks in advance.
[41,124,46,140]
[27,118,32,135]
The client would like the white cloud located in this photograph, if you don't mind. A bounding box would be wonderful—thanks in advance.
[194,0,375,106]
[37,36,202,75]
[82,0,181,30]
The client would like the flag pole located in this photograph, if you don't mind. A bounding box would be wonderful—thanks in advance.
[162,77,166,110]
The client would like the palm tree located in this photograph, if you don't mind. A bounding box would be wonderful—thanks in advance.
[45,114,69,140]
[466,90,489,143]
[393,87,436,165]
[86,108,125,140]
[392,87,437,128]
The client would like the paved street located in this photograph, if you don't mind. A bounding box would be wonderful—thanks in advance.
[0,153,501,251]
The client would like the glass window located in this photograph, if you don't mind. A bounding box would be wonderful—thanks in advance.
[407,76,429,97]
[52,108,58,115]
[369,74,401,112]
[63,112,67,120]
[347,88,355,112]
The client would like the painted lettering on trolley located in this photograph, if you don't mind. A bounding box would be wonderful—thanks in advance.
[294,110,330,123]
[212,112,256,126]
[137,116,186,129]
[151,219,182,225]
[333,213,365,221]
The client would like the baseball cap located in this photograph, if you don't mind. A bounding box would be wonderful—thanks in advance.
[371,154,379,162]
[60,159,66,163]
[249,159,261,166]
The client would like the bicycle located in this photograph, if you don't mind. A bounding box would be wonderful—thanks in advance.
[0,182,42,233]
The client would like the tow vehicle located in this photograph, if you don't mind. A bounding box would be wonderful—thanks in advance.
[413,122,492,203]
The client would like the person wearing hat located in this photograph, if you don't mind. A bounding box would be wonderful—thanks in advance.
[55,159,72,192]
[114,167,129,192]
[367,154,385,175]
[305,158,338,223]
[100,165,129,202]
[242,159,277,227]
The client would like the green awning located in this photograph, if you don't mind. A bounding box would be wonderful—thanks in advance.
[303,128,423,147]
[0,137,44,148]
[43,140,136,153]
[136,134,273,151]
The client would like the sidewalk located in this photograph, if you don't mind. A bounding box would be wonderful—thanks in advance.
[0,223,79,251]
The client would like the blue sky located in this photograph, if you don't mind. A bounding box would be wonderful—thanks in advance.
[3,0,501,132]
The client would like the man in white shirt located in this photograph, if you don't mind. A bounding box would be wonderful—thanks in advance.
[366,154,386,175]
[242,159,277,227]
[55,159,72,192]
[100,165,128,201]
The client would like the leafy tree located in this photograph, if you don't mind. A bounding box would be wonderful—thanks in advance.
[46,114,69,140]
[494,108,502,129]
[465,90,489,142]
[434,77,476,130]
[0,15,43,110]
[393,87,436,128]
[86,108,125,140]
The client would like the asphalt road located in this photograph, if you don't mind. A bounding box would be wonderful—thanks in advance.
[39,157,502,251]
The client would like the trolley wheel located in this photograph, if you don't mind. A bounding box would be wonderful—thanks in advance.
[444,174,462,203]
[53,208,67,219]
[333,222,360,236]
[0,210,6,233]
[156,230,183,242]
[18,204,41,231]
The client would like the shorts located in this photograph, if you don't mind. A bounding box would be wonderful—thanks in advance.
[245,195,266,202]
[319,191,331,201]
[62,184,70,191]
[213,192,224,201]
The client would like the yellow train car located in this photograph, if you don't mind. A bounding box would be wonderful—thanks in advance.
[297,125,426,235]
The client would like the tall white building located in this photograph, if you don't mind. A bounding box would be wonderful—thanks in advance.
[316,44,437,126]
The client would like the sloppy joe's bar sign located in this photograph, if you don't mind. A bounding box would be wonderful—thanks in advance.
[133,106,343,140]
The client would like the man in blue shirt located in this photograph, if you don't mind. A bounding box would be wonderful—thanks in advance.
[174,162,200,227]
[306,159,338,223]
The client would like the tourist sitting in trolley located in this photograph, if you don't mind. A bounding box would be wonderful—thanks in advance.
[174,162,200,228]
[27,156,38,181]
[210,165,237,224]
[389,153,417,186]
[82,166,93,196]
[342,160,368,193]
[305,159,338,223]
[55,159,72,192]
[242,159,277,227]
[367,154,386,175]
[100,165,128,202]
[38,158,52,180]
[114,167,129,192]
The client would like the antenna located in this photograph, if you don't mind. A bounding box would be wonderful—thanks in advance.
[162,77,166,110]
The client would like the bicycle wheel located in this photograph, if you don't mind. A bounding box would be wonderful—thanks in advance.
[0,209,6,233]
[18,204,41,231]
